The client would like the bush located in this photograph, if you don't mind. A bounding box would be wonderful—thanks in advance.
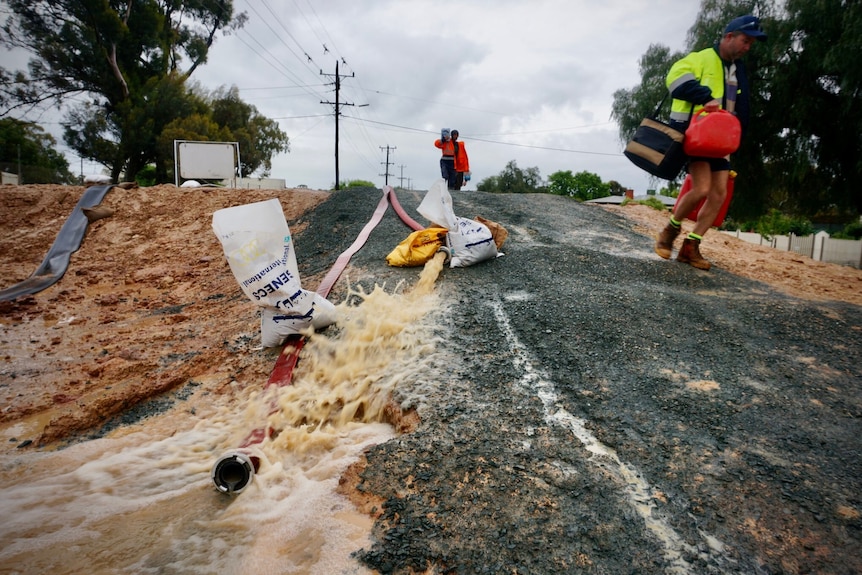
[746,209,814,238]
[340,179,376,189]
[833,220,862,240]
[622,197,669,212]
[135,165,157,187]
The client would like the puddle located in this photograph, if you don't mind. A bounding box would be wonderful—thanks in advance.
[0,254,448,574]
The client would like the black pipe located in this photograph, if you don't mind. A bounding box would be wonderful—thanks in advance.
[211,451,257,494]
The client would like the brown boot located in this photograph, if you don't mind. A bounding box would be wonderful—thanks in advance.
[677,237,711,270]
[654,223,681,259]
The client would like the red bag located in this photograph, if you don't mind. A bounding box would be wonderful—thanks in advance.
[683,109,741,157]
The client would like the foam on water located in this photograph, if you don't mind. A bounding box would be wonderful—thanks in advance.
[0,253,448,574]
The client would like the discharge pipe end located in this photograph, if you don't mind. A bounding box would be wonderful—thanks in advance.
[212,451,257,494]
[436,245,452,265]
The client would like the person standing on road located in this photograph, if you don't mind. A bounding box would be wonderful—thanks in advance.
[434,128,458,190]
[451,129,471,190]
[654,14,767,270]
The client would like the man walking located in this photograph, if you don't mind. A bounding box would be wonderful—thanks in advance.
[654,14,767,270]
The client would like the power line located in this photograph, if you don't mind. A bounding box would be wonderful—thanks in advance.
[342,116,624,157]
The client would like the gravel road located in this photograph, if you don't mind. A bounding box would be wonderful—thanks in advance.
[293,187,862,575]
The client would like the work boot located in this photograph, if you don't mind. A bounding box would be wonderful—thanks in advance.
[654,223,681,259]
[677,237,711,270]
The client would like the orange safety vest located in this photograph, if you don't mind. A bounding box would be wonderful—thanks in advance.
[435,139,455,157]
[454,142,469,172]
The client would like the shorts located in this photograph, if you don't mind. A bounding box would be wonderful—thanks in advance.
[688,156,731,172]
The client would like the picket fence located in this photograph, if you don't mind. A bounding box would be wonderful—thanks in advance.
[722,230,862,269]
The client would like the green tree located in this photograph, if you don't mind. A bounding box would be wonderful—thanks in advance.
[156,85,289,182]
[477,160,545,193]
[765,0,862,216]
[0,118,75,183]
[209,86,289,178]
[548,170,610,201]
[548,170,578,197]
[608,180,627,196]
[611,44,681,144]
[1,1,246,182]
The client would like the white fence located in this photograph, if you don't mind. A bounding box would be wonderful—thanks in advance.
[722,230,862,269]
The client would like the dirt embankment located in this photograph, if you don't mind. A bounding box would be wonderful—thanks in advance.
[0,183,328,450]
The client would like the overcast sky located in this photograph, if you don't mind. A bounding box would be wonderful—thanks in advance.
[7,0,704,192]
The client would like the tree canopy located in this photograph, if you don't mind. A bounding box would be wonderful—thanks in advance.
[611,0,861,221]
[0,118,75,183]
[0,1,287,183]
[548,170,611,201]
[477,160,546,194]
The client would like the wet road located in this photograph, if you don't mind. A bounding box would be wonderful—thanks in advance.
[294,187,862,575]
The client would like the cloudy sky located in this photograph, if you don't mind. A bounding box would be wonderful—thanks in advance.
[8,0,704,192]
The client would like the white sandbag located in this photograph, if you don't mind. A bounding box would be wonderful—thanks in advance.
[448,217,498,268]
[213,198,336,347]
[417,179,458,230]
[212,198,300,308]
[180,179,201,188]
[260,294,339,348]
[84,174,112,185]
[310,292,338,329]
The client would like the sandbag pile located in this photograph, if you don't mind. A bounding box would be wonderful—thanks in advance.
[386,179,507,268]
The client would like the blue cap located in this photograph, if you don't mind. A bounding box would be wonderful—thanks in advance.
[725,15,767,40]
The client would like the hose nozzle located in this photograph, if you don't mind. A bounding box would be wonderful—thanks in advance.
[212,451,257,494]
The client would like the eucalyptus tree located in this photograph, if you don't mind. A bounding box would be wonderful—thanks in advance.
[0,1,248,182]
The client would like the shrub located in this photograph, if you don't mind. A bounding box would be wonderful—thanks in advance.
[750,209,814,238]
[135,165,157,187]
[622,196,669,212]
[341,179,376,189]
[833,220,862,240]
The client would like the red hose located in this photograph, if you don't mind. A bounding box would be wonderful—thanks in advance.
[225,186,421,461]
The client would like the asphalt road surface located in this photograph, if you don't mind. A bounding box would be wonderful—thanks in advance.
[294,187,861,575]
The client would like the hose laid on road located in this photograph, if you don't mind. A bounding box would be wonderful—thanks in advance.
[212,186,427,494]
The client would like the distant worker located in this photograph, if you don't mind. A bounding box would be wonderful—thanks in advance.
[451,130,471,190]
[434,128,458,190]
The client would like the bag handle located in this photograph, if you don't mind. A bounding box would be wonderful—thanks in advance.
[651,92,695,122]
[649,93,670,119]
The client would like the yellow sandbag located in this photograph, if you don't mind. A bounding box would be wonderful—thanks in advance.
[386,227,448,267]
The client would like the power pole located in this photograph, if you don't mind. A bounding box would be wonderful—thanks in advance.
[321,61,364,190]
[397,164,407,189]
[379,145,396,186]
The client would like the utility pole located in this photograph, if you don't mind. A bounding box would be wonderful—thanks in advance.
[379,145,396,186]
[320,62,365,190]
[397,164,407,189]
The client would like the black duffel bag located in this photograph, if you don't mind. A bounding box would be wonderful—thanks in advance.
[624,95,690,181]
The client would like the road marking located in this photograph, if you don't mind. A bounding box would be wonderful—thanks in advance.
[488,299,734,574]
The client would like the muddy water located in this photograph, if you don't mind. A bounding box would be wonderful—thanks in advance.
[0,254,447,574]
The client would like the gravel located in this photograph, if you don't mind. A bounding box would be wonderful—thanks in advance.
[293,187,862,575]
